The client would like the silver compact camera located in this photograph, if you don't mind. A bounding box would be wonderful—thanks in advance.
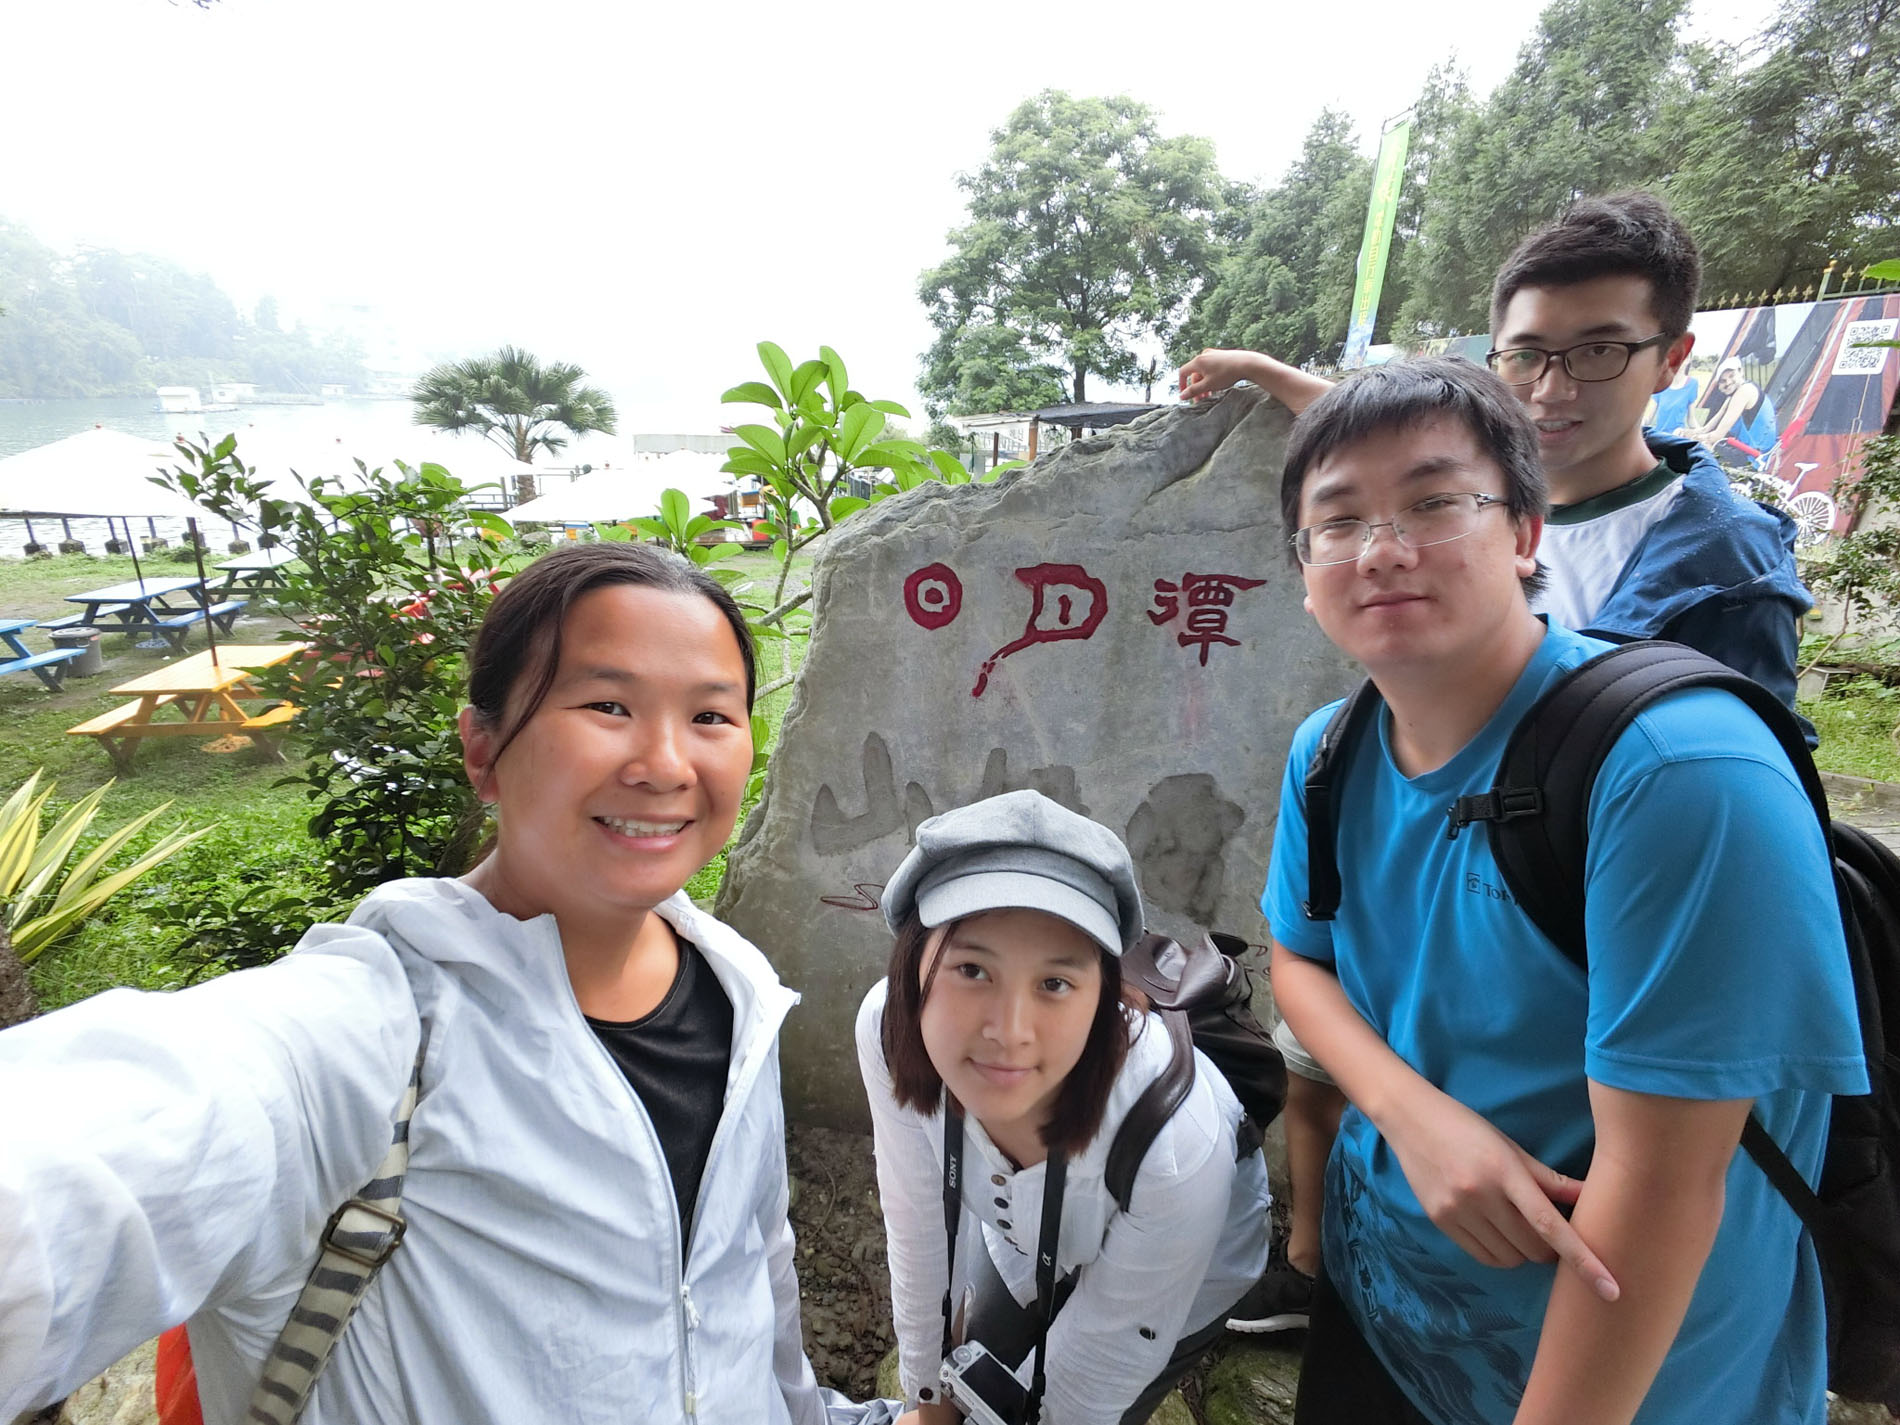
[939,1341,1031,1425]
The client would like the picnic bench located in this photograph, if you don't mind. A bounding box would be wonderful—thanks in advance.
[215,548,300,599]
[66,644,307,774]
[0,618,83,692]
[45,579,250,654]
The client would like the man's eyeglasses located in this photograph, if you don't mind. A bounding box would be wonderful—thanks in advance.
[1485,335,1671,386]
[1292,492,1511,567]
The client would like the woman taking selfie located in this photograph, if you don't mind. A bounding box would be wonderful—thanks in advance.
[0,543,866,1425]
[857,791,1271,1425]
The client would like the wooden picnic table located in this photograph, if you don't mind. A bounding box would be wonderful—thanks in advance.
[67,643,307,774]
[56,575,250,653]
[215,548,300,599]
[0,617,83,691]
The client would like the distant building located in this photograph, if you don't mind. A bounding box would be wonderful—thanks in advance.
[155,386,203,414]
[320,384,349,399]
[210,382,258,404]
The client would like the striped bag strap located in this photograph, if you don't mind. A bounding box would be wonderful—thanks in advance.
[246,1048,424,1425]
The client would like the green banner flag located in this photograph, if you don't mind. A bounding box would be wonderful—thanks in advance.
[1342,120,1412,369]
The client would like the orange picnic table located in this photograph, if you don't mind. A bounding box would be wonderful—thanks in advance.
[67,643,308,775]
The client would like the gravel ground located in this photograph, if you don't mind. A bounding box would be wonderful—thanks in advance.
[787,1123,897,1399]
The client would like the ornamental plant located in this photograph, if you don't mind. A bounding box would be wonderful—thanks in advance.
[720,341,1004,695]
[163,436,526,899]
[0,771,210,983]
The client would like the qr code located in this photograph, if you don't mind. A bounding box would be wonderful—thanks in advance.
[1833,320,1897,375]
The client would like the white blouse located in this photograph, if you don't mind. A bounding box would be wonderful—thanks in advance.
[855,979,1271,1424]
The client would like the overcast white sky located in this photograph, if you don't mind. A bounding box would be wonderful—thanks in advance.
[1,0,1779,435]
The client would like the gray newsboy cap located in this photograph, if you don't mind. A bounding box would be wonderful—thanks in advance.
[881,789,1144,957]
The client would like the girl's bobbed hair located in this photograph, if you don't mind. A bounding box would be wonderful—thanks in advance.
[465,541,756,780]
[880,908,1138,1156]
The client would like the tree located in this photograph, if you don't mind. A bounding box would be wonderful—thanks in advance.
[410,345,619,502]
[1664,0,1900,297]
[920,321,1065,418]
[1375,64,1479,340]
[919,91,1222,408]
[1173,110,1373,366]
[1395,0,1692,336]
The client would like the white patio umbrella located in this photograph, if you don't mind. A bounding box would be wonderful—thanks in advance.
[0,426,230,661]
[209,429,546,505]
[499,464,717,525]
[0,427,203,522]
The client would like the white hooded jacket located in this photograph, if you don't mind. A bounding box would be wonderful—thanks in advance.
[0,878,858,1425]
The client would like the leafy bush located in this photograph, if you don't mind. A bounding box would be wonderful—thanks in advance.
[1804,432,1900,640]
[164,435,525,899]
[151,843,344,978]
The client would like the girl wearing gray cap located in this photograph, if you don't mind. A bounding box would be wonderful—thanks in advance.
[855,790,1271,1425]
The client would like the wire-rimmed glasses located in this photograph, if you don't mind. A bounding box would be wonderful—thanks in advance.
[1292,493,1511,567]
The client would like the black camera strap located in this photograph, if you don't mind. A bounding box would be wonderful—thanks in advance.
[940,1106,1068,1423]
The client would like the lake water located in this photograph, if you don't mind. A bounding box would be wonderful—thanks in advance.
[0,397,628,559]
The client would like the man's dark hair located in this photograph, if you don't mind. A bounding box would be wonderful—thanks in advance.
[1490,192,1702,340]
[1280,356,1549,594]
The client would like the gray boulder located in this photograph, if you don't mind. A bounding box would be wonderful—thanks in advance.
[720,390,1358,1128]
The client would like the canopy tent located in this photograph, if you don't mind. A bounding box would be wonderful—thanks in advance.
[628,450,739,502]
[500,459,729,525]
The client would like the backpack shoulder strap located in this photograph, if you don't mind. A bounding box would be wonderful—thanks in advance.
[248,1046,425,1425]
[1303,680,1383,923]
[1105,1010,1194,1213]
[1455,640,1830,968]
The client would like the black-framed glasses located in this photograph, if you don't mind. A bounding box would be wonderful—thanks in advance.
[1485,335,1671,385]
[1292,493,1510,567]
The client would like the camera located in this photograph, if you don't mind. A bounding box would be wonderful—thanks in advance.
[940,1341,1031,1425]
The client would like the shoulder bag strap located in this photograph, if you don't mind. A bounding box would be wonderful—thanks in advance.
[247,1046,424,1425]
[1024,1150,1067,1425]
[1104,1009,1195,1212]
[1303,680,1383,922]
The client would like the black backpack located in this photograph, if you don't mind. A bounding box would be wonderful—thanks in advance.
[1303,640,1900,1411]
[1105,931,1287,1210]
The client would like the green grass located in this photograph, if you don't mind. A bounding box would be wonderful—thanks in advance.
[1802,677,1900,784]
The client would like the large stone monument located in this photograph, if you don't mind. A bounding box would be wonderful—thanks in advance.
[720,388,1361,1128]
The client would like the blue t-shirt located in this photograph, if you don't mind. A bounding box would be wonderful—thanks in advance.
[1649,378,1699,435]
[1264,622,1866,1425]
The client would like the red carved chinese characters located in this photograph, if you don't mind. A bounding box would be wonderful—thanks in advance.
[1149,572,1265,665]
[972,563,1107,697]
[904,563,963,630]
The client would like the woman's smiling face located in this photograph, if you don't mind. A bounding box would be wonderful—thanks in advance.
[918,908,1105,1151]
[460,583,753,930]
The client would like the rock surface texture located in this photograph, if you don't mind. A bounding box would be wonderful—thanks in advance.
[720,389,1359,1128]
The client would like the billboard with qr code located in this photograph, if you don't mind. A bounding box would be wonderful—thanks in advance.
[1421,294,1897,538]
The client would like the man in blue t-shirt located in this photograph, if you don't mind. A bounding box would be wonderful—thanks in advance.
[1261,355,1864,1425]
[1190,199,1815,1330]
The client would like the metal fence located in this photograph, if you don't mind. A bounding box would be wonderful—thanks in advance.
[1701,261,1900,312]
